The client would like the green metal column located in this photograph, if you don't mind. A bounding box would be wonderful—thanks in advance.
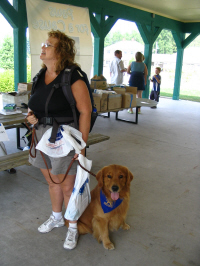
[93,36,105,76]
[90,11,117,75]
[172,32,185,100]
[13,0,27,91]
[143,43,153,98]
[172,28,200,100]
[136,21,162,98]
[173,48,184,100]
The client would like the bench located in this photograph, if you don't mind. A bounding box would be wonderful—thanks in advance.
[0,133,110,172]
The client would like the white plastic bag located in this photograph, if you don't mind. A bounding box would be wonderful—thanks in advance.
[0,123,9,141]
[64,154,92,221]
[0,142,7,156]
[36,125,86,158]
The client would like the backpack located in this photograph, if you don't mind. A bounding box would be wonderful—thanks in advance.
[31,65,98,143]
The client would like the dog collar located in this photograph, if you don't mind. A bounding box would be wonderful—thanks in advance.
[100,189,123,213]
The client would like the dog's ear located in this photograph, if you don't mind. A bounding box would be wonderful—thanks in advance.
[126,169,134,186]
[96,169,104,188]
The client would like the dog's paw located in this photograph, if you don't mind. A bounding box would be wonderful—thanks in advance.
[103,242,115,250]
[122,223,130,230]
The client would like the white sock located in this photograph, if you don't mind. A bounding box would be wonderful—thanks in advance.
[69,222,77,230]
[52,211,62,221]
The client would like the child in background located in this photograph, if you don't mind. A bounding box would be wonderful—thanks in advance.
[149,67,161,108]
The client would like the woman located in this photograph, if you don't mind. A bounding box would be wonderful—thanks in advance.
[27,30,92,250]
[127,52,148,113]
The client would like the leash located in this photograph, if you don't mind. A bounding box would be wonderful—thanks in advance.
[25,113,96,185]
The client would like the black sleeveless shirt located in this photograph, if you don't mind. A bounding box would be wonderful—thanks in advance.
[28,69,85,119]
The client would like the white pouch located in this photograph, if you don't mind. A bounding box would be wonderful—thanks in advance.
[64,154,92,221]
[36,125,86,158]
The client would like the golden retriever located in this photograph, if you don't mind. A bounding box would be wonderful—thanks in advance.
[66,164,133,250]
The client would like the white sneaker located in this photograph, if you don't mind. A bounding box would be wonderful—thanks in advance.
[23,146,30,151]
[38,214,64,233]
[63,228,79,250]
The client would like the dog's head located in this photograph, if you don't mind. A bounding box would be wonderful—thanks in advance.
[96,165,134,201]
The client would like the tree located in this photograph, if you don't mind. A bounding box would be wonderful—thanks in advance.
[154,30,177,54]
[104,30,143,47]
[27,39,30,57]
[0,36,14,70]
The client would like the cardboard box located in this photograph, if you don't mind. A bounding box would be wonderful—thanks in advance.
[125,86,137,107]
[18,82,32,100]
[125,86,137,94]
[113,87,126,95]
[2,91,30,107]
[121,93,133,108]
[92,93,101,112]
[108,94,122,110]
[91,75,107,90]
[100,93,108,112]
[113,87,136,108]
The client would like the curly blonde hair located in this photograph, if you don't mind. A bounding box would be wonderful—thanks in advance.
[42,30,78,73]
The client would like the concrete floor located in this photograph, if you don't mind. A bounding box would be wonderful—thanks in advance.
[0,98,200,266]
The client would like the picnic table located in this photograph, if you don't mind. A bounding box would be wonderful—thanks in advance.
[0,111,110,171]
[0,110,28,150]
[99,98,158,124]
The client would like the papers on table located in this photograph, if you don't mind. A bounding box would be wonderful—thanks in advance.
[0,109,22,115]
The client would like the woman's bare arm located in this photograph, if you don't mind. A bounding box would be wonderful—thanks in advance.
[71,80,92,156]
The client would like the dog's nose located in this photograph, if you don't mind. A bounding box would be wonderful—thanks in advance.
[112,185,119,192]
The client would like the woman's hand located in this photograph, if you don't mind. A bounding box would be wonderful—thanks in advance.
[73,148,85,161]
[73,153,79,160]
[26,112,38,125]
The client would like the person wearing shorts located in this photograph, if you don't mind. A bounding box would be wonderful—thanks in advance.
[27,30,92,250]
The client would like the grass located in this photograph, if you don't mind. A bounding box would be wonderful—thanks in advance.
[161,91,200,102]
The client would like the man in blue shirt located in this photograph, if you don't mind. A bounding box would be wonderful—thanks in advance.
[149,67,161,108]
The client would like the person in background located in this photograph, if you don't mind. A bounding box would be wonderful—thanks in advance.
[26,30,92,250]
[110,50,127,85]
[149,67,161,108]
[127,52,148,114]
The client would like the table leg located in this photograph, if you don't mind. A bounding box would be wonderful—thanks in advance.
[98,112,110,118]
[16,123,30,150]
[115,107,139,124]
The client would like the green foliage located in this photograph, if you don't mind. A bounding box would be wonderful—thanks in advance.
[154,30,177,54]
[0,63,31,93]
[105,30,143,47]
[27,61,31,82]
[105,28,176,54]
[0,36,14,70]
[129,57,135,65]
[0,70,15,92]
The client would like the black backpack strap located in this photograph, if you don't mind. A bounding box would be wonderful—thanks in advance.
[61,65,79,130]
[77,69,95,107]
[44,84,60,117]
[49,118,59,143]
[31,68,46,95]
